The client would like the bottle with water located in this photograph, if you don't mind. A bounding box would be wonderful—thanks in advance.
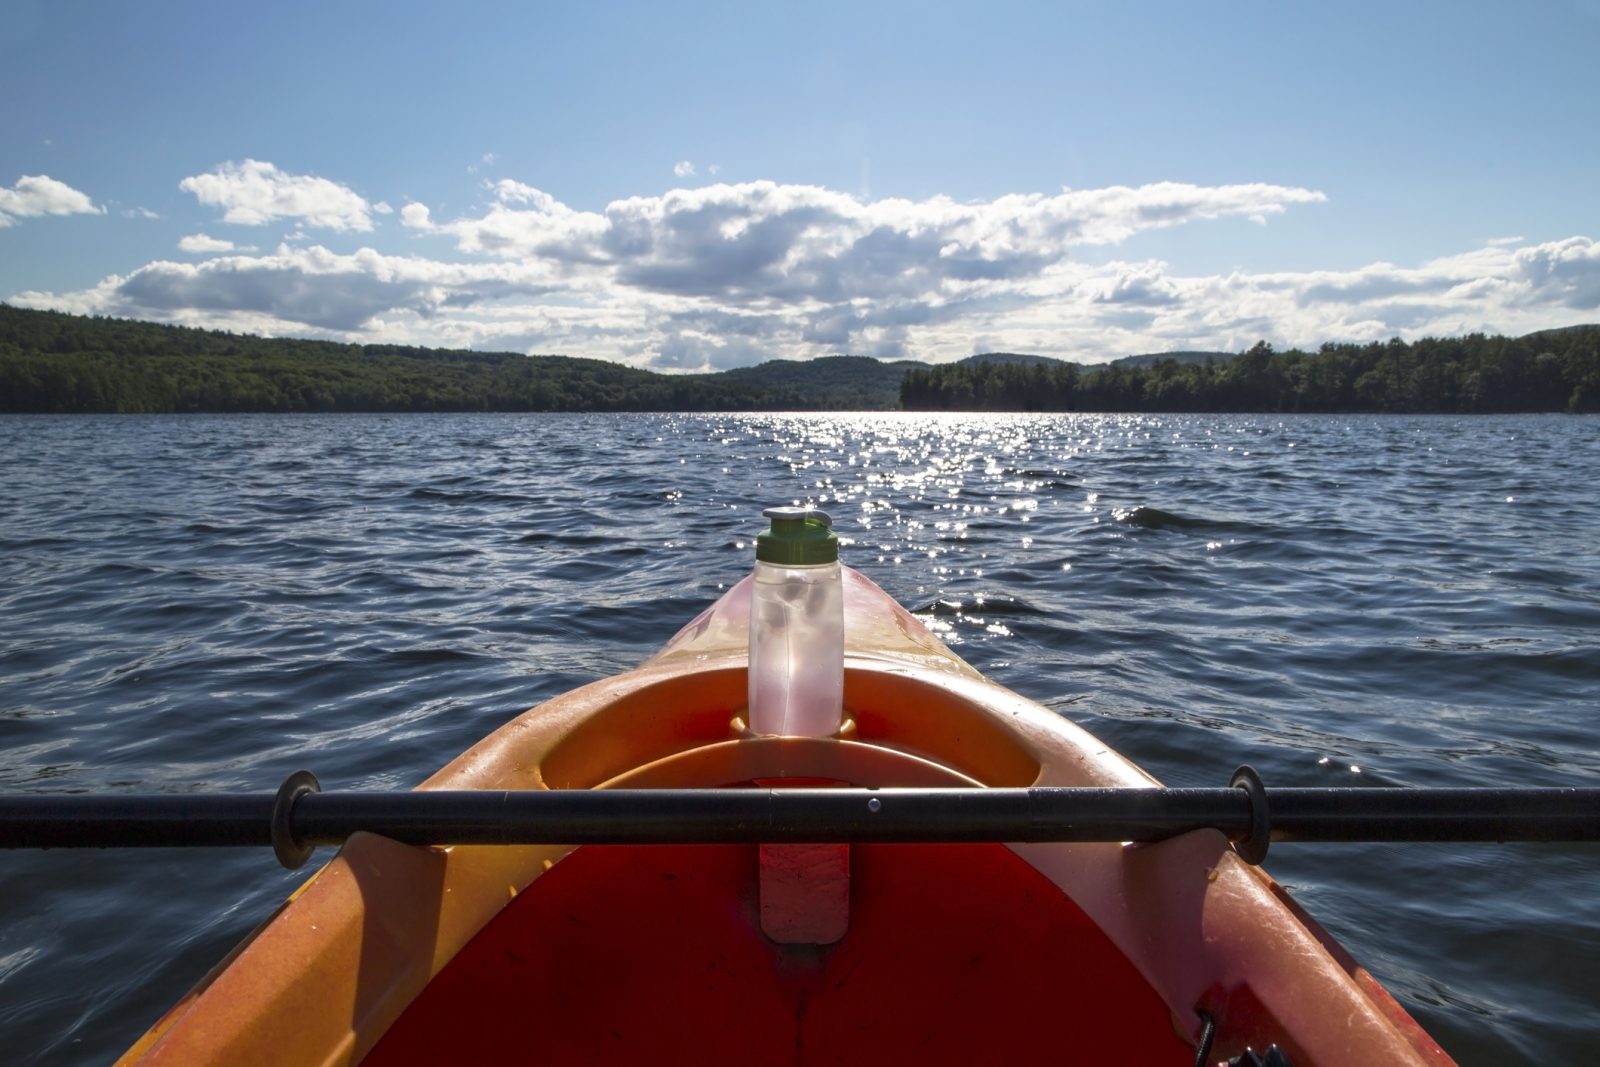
[747,506,844,737]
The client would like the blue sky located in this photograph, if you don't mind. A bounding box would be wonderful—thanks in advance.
[3,0,1597,369]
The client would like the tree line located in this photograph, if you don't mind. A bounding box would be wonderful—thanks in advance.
[0,306,901,413]
[2,304,1596,414]
[900,331,1600,414]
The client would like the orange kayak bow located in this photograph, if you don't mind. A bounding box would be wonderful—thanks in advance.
[119,567,1451,1066]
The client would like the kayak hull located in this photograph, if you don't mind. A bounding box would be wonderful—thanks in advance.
[119,568,1452,1066]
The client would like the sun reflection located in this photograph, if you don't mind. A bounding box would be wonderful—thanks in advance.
[694,412,1182,650]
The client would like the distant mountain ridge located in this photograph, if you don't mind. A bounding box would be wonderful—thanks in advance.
[956,350,1236,370]
[1111,350,1236,369]
[956,352,1064,368]
[709,354,922,408]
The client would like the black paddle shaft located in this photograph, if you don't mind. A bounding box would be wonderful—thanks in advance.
[3,774,1597,869]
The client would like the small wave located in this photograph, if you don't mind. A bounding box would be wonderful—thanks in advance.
[516,530,611,547]
[0,947,42,985]
[1111,505,1272,537]
[1111,505,1203,531]
[911,593,1042,617]
[377,646,487,668]
[407,487,532,506]
[540,558,616,582]
[4,534,79,550]
[82,561,160,581]
[1015,468,1079,488]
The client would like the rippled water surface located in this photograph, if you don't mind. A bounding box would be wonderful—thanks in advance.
[3,412,1598,1064]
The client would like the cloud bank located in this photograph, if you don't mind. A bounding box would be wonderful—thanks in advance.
[11,165,1599,370]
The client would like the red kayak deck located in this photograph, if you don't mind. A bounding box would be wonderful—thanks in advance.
[363,841,1194,1065]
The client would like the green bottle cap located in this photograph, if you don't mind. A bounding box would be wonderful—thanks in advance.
[756,506,838,565]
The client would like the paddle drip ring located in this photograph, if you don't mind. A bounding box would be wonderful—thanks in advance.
[271,770,321,869]
[1230,764,1271,865]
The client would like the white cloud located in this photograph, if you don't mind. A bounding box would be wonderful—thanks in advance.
[123,207,161,220]
[1513,236,1600,310]
[674,161,697,177]
[13,242,570,333]
[0,174,102,226]
[400,202,433,229]
[397,178,1336,367]
[429,179,1327,307]
[179,159,377,231]
[178,233,255,254]
[1060,236,1600,356]
[1089,264,1184,307]
[438,179,608,257]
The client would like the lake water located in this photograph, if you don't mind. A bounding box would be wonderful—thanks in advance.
[2,411,1597,1064]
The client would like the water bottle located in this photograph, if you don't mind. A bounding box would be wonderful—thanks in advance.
[748,506,844,737]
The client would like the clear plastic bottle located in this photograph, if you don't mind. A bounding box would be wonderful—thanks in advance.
[747,506,844,737]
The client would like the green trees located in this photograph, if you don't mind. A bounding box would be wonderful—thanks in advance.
[899,329,1599,414]
[3,304,1596,415]
[0,306,908,413]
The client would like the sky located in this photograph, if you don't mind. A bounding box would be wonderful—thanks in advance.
[3,0,1598,371]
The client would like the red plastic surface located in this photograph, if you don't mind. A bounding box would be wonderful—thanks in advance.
[760,843,851,945]
[363,842,1194,1065]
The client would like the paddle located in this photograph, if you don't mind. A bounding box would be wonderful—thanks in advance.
[2,768,1595,868]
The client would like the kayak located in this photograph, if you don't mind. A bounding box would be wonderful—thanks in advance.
[117,566,1452,1066]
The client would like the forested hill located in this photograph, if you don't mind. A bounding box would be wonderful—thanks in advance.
[2,304,1597,414]
[901,332,1600,414]
[0,306,913,412]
